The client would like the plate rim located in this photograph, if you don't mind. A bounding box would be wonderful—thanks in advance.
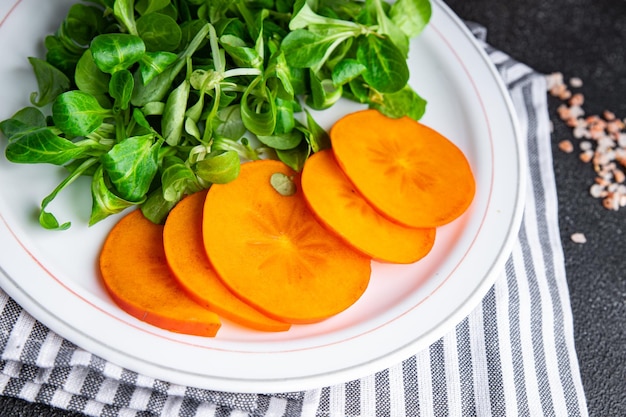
[0,0,527,393]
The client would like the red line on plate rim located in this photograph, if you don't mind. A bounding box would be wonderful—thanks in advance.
[0,0,23,28]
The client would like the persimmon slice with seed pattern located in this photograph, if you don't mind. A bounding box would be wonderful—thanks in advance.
[330,109,475,228]
[163,190,290,332]
[202,159,371,324]
[302,149,436,264]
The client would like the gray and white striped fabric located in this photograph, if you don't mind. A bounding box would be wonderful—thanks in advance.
[0,28,589,417]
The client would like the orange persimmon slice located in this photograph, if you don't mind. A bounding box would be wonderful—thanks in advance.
[301,149,436,264]
[202,159,371,324]
[163,190,290,332]
[330,109,475,228]
[99,209,221,336]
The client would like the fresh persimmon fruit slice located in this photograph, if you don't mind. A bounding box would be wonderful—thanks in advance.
[330,109,475,228]
[301,149,436,263]
[99,209,221,336]
[163,190,290,332]
[202,159,371,324]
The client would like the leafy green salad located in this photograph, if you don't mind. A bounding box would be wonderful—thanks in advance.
[0,0,431,230]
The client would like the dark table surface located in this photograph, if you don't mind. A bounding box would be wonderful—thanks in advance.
[2,1,626,416]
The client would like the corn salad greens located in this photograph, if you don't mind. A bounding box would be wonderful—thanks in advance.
[0,0,431,230]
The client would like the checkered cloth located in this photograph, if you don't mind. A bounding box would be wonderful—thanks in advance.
[0,20,588,417]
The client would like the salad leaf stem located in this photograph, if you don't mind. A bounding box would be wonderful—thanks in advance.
[39,157,99,230]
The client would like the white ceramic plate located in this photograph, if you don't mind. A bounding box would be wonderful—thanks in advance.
[0,0,525,393]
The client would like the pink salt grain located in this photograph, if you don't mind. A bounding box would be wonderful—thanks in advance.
[570,233,587,244]
[559,140,574,153]
[570,77,583,88]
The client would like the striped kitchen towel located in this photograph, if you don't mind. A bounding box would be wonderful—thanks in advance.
[0,22,589,417]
